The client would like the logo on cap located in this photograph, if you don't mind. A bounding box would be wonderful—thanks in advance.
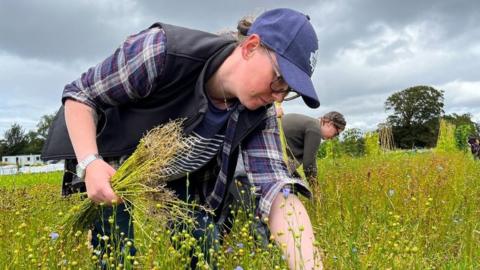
[310,50,318,73]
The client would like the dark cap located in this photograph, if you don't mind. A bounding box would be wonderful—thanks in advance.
[248,8,320,108]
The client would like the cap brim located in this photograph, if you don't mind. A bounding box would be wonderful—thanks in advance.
[276,54,320,108]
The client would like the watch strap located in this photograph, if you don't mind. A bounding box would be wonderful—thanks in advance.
[78,154,102,169]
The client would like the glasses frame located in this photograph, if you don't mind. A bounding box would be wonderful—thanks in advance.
[262,46,301,101]
[332,122,342,137]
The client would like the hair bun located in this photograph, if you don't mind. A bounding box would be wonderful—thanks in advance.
[237,18,252,36]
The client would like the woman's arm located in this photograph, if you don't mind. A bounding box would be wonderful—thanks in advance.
[241,107,323,269]
[62,27,167,203]
[64,99,118,203]
[269,192,323,270]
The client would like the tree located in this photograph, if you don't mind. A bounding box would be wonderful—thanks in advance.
[385,85,444,148]
[23,130,44,154]
[36,113,56,140]
[340,128,365,157]
[443,113,480,134]
[443,113,479,151]
[3,123,28,155]
[0,113,56,157]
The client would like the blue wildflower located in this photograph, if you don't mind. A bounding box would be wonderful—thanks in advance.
[50,232,59,240]
[282,187,291,198]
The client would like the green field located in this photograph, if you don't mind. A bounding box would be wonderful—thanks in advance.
[1,151,479,269]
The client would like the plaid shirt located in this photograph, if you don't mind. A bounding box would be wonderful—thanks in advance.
[62,26,311,220]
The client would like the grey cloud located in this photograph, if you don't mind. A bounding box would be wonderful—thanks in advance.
[0,0,316,63]
[283,93,389,131]
[0,0,144,62]
[311,0,480,64]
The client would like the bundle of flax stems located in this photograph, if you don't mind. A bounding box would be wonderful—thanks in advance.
[62,120,202,238]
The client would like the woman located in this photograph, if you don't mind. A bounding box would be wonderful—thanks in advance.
[282,111,346,182]
[43,8,322,269]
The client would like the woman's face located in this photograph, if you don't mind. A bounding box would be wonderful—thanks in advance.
[231,36,290,110]
[321,121,341,140]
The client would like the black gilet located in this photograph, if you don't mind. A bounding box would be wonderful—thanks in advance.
[42,23,269,162]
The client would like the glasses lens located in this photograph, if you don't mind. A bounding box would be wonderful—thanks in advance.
[283,91,301,101]
[271,77,288,91]
[335,125,342,136]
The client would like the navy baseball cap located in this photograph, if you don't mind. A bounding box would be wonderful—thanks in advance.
[248,8,320,108]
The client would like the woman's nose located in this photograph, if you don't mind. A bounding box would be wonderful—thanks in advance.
[271,92,285,102]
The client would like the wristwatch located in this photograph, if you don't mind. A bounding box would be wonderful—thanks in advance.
[76,154,103,180]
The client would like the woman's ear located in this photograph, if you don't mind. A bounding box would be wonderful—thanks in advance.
[319,118,325,126]
[241,34,261,59]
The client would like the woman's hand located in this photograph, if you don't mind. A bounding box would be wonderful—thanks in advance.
[84,159,120,204]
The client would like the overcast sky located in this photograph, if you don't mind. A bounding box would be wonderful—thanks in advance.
[1,0,479,137]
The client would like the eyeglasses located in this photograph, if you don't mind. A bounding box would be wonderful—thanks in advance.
[332,123,342,137]
[263,47,301,101]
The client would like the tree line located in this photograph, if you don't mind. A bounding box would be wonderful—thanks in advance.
[319,85,479,158]
[0,114,55,157]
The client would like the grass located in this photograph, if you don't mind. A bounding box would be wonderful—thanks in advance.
[0,151,479,269]
[0,171,63,187]
[310,151,480,269]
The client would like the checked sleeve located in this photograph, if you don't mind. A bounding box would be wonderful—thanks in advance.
[241,107,312,220]
[62,26,167,111]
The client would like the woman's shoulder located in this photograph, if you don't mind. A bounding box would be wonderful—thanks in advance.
[159,23,235,60]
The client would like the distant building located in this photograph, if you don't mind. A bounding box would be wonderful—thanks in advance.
[1,154,43,166]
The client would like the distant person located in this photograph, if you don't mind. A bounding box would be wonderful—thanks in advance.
[468,136,480,159]
[282,111,346,184]
[16,158,20,172]
[233,110,345,188]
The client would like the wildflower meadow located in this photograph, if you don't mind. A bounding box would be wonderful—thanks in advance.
[1,128,479,269]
